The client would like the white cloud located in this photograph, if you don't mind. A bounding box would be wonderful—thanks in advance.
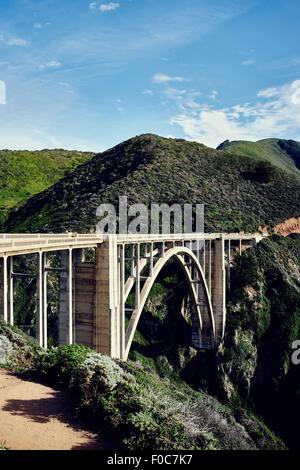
[142,89,154,95]
[7,37,30,47]
[0,80,6,105]
[33,22,51,29]
[39,61,62,70]
[170,79,300,147]
[89,2,97,10]
[209,90,219,101]
[242,59,255,66]
[99,2,120,12]
[153,73,186,84]
[0,125,63,150]
[0,34,30,47]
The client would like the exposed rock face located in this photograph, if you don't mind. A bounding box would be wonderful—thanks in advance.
[155,236,300,449]
[223,329,257,400]
[220,235,300,449]
[274,217,300,236]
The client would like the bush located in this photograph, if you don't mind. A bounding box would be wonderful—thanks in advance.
[38,344,91,385]
[34,343,285,450]
[0,321,42,371]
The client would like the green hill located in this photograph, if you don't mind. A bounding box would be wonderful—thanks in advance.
[217,138,300,178]
[0,149,94,225]
[4,134,300,234]
[2,134,300,450]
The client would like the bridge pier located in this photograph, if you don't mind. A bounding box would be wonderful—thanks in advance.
[37,252,47,348]
[58,249,74,346]
[0,257,8,324]
[94,237,121,359]
[0,256,14,328]
[211,236,226,343]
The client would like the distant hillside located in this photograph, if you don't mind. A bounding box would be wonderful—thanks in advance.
[217,138,300,178]
[0,149,94,225]
[4,134,300,234]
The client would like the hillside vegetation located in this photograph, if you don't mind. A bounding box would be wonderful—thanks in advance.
[0,324,285,450]
[223,235,300,449]
[4,134,300,233]
[217,138,300,178]
[171,235,300,449]
[1,135,300,450]
[0,149,93,226]
[123,235,300,449]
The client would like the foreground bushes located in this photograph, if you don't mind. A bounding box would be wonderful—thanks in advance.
[35,344,284,450]
[0,323,285,450]
[0,322,42,371]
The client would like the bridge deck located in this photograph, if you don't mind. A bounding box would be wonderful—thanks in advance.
[0,232,261,257]
[0,231,261,358]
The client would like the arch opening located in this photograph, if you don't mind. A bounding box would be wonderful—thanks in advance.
[124,246,215,360]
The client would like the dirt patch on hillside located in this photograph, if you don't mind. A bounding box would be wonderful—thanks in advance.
[0,369,110,450]
[274,217,300,236]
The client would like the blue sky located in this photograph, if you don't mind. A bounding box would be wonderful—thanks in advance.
[0,0,300,151]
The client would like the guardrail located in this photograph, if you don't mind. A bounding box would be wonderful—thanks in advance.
[0,232,261,257]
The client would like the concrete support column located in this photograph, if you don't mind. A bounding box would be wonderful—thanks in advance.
[149,242,154,277]
[208,240,212,296]
[9,257,14,326]
[0,256,9,323]
[211,236,226,343]
[94,236,120,358]
[135,243,140,309]
[119,244,125,360]
[37,252,43,346]
[68,249,73,345]
[43,253,48,349]
[227,239,231,291]
[37,252,47,347]
[58,249,74,345]
[203,240,206,277]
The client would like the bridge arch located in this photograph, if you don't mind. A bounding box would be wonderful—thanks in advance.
[124,246,215,360]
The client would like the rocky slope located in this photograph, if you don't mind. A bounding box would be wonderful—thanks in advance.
[4,134,300,234]
[128,235,300,449]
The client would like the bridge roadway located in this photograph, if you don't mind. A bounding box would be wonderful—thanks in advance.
[0,232,261,360]
[0,232,261,256]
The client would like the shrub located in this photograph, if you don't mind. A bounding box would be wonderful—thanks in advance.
[0,321,42,371]
[38,344,91,385]
[34,344,285,450]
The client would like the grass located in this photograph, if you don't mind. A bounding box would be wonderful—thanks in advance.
[0,149,93,225]
[219,138,300,178]
[0,442,9,450]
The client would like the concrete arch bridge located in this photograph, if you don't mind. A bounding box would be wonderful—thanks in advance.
[0,233,261,360]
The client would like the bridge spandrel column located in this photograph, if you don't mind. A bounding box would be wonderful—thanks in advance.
[0,257,6,323]
[58,250,74,345]
[58,252,68,345]
[94,237,120,358]
[211,237,226,343]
